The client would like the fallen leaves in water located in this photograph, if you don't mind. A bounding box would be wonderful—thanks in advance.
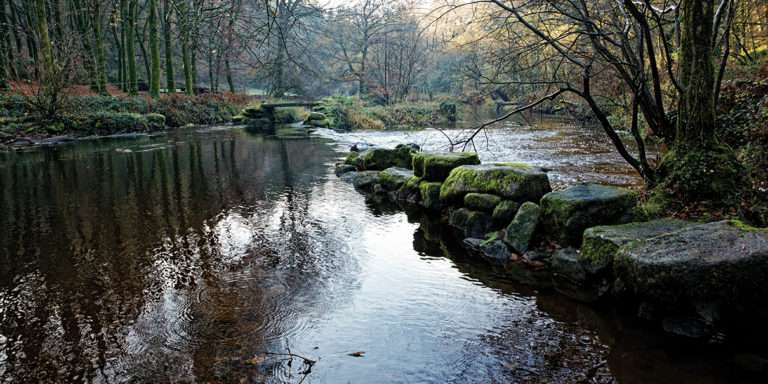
[245,355,267,365]
[348,351,366,357]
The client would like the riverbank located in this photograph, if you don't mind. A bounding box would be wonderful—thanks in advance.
[0,92,249,148]
[335,143,768,342]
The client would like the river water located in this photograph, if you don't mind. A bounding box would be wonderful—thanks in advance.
[0,121,753,383]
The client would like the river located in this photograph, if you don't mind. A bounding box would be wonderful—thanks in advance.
[0,120,750,383]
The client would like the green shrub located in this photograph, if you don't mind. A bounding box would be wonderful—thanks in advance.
[0,95,30,118]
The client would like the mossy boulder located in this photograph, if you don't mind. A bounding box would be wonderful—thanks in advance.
[503,202,541,254]
[464,237,515,266]
[145,113,166,130]
[344,152,363,169]
[419,181,442,211]
[492,200,520,226]
[412,151,481,181]
[396,176,422,204]
[464,193,502,212]
[359,145,418,171]
[335,163,357,176]
[440,163,551,204]
[307,111,326,121]
[448,208,493,238]
[242,105,266,118]
[580,219,692,276]
[540,183,637,246]
[378,167,414,191]
[613,220,768,317]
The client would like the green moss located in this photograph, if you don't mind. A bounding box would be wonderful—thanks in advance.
[464,193,502,212]
[419,181,442,210]
[412,151,480,181]
[440,164,551,203]
[657,144,746,204]
[480,231,499,247]
[728,219,768,232]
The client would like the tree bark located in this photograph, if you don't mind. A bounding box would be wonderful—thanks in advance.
[149,0,161,98]
[162,0,174,91]
[34,0,55,81]
[677,0,716,147]
[126,0,138,95]
[0,0,9,88]
[92,0,108,94]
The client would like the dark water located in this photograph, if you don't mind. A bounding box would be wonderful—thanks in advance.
[0,125,754,383]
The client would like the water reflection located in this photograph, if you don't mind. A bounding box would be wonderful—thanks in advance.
[0,126,760,383]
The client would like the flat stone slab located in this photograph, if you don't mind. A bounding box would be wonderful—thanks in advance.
[540,183,636,246]
[614,220,768,311]
[580,218,692,274]
[378,167,414,191]
[440,163,551,204]
[412,151,480,181]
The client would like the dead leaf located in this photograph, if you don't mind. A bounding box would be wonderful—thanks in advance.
[348,351,365,357]
[245,355,267,365]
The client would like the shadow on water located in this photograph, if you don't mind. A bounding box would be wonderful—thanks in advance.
[0,125,764,383]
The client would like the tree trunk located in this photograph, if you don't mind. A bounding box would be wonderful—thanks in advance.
[162,0,174,92]
[34,0,55,81]
[148,0,160,98]
[677,0,716,147]
[127,0,138,95]
[225,57,234,93]
[92,0,108,94]
[120,0,128,90]
[0,0,9,89]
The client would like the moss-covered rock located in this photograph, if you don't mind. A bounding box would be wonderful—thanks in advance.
[359,145,417,170]
[307,111,326,121]
[440,163,551,204]
[419,181,442,211]
[463,237,514,266]
[464,193,502,212]
[396,176,422,204]
[378,167,414,191]
[613,220,768,317]
[540,183,637,246]
[146,113,166,130]
[335,163,357,176]
[503,202,541,254]
[344,151,362,169]
[551,248,599,303]
[492,200,520,226]
[580,219,692,276]
[242,105,266,118]
[412,151,481,181]
[448,208,493,238]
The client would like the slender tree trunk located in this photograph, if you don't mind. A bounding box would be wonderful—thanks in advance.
[162,0,174,91]
[34,0,55,81]
[26,7,40,79]
[179,0,193,95]
[120,0,128,90]
[225,57,234,93]
[127,0,138,95]
[8,0,23,78]
[148,0,160,98]
[92,0,108,94]
[0,0,9,89]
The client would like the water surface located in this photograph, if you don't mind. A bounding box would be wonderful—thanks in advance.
[0,123,753,383]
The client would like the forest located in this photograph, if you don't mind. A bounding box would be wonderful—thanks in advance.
[2,0,768,383]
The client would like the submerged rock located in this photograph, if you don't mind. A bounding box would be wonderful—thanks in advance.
[503,202,541,254]
[492,200,520,226]
[551,248,604,302]
[464,193,502,212]
[440,163,551,204]
[614,220,768,318]
[540,183,636,246]
[411,151,481,181]
[448,208,493,238]
[378,167,414,191]
[419,181,442,211]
